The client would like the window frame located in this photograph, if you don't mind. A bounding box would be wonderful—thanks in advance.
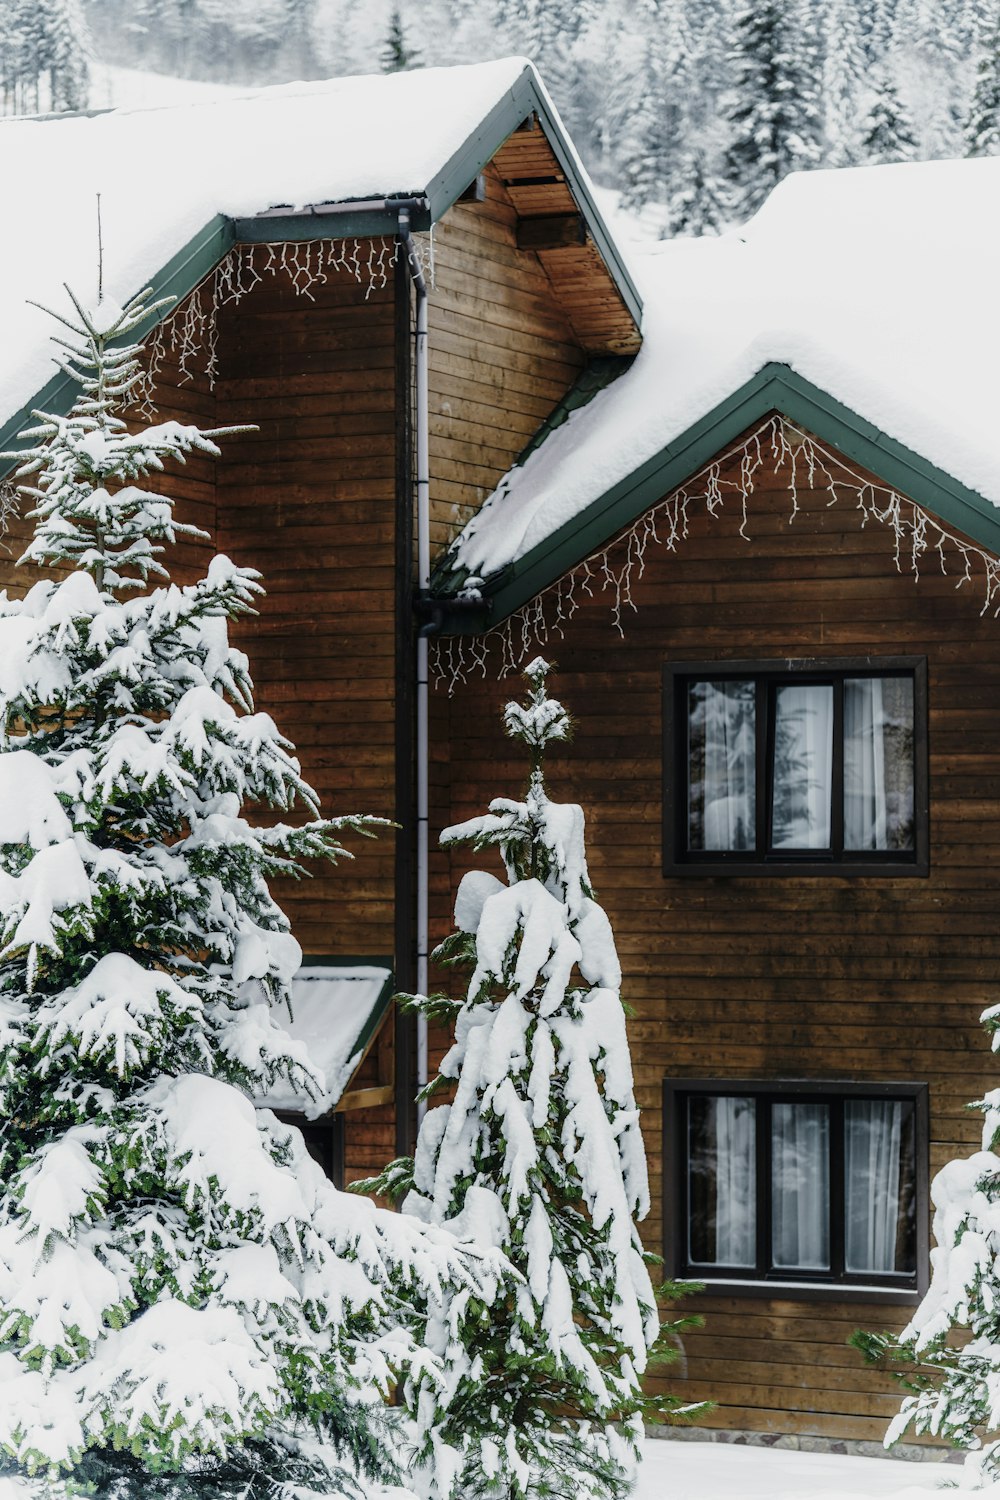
[662,1077,930,1304]
[662,656,929,877]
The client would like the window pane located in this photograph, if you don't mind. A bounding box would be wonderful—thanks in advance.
[844,678,915,851]
[687,1095,757,1267]
[771,684,834,849]
[687,680,756,852]
[771,1102,830,1270]
[844,1100,916,1274]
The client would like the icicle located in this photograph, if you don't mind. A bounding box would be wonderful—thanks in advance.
[135,237,403,415]
[433,413,1000,695]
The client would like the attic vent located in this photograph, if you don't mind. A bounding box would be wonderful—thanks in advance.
[502,174,564,187]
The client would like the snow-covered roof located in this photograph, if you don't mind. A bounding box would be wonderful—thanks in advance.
[254,965,392,1117]
[1,57,637,443]
[450,156,1000,587]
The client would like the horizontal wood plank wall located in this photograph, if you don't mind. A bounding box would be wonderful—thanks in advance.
[212,255,399,1182]
[214,259,397,962]
[431,421,1000,1443]
[427,164,586,556]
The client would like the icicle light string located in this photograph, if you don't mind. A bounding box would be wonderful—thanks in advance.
[0,479,18,550]
[137,230,434,418]
[434,414,1000,693]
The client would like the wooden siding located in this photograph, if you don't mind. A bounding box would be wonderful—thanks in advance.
[431,423,1000,1443]
[214,261,398,960]
[493,124,642,356]
[428,164,587,554]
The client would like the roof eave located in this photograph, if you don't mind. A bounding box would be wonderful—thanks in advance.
[436,363,1000,634]
[0,65,640,472]
[424,62,643,332]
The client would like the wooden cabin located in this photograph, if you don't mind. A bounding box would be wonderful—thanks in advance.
[3,67,1000,1454]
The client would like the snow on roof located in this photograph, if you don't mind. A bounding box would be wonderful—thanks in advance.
[451,156,1000,582]
[0,57,529,433]
[254,964,391,1116]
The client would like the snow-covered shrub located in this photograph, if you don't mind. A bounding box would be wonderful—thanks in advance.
[0,283,504,1498]
[369,658,704,1500]
[855,1003,1000,1484]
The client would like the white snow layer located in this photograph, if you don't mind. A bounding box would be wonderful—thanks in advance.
[254,965,390,1115]
[0,57,531,433]
[635,1438,959,1500]
[453,156,1000,580]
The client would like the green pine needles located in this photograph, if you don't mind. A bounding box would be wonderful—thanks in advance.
[0,282,505,1498]
[369,658,705,1500]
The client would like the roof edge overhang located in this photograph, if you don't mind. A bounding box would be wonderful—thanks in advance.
[436,362,1000,634]
[0,63,640,471]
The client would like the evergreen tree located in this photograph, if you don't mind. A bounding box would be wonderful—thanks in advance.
[0,281,504,1497]
[861,66,919,162]
[666,146,727,236]
[964,10,1000,156]
[854,1002,1000,1482]
[722,0,823,222]
[381,8,420,73]
[370,659,703,1500]
[823,0,868,166]
[0,0,90,115]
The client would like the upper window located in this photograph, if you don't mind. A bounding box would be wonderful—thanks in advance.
[663,658,928,875]
[663,1079,929,1300]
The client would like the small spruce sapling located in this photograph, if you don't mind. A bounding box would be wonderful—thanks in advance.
[854,996,1000,1481]
[370,659,704,1500]
[0,281,504,1498]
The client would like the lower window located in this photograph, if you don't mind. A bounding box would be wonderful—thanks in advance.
[663,1079,928,1297]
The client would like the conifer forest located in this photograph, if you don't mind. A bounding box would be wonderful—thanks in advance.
[4,0,1000,232]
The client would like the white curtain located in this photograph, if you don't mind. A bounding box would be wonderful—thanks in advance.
[844,677,915,851]
[771,684,834,848]
[689,681,756,851]
[771,1102,830,1270]
[687,1095,756,1267]
[845,1101,905,1274]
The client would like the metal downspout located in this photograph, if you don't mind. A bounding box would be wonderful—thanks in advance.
[397,205,431,1126]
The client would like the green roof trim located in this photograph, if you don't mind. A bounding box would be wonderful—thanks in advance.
[516,355,635,468]
[425,64,643,332]
[434,363,1000,634]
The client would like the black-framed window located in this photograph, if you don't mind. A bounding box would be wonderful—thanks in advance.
[663,658,928,876]
[663,1079,929,1301]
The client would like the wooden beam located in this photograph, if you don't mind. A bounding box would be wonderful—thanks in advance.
[337,1084,395,1113]
[517,214,587,251]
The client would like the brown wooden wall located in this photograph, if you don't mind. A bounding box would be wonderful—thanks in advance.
[213,258,398,964]
[428,163,586,555]
[207,256,398,1183]
[430,422,1000,1444]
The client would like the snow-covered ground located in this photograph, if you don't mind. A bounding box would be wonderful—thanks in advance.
[637,1440,959,1500]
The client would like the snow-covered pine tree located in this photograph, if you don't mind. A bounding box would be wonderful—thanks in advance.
[381,8,420,73]
[852,997,1000,1481]
[371,658,703,1500]
[823,0,868,166]
[0,282,505,1498]
[666,145,728,237]
[0,0,90,115]
[619,7,689,220]
[860,66,919,162]
[889,0,965,158]
[964,8,1000,156]
[722,0,823,222]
